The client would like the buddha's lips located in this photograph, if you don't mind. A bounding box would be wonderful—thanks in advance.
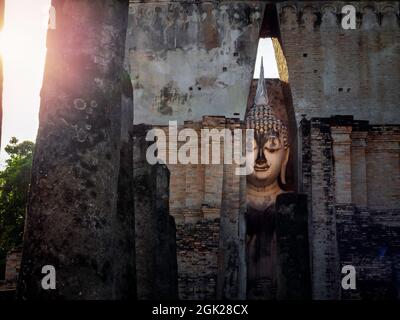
[254,164,270,171]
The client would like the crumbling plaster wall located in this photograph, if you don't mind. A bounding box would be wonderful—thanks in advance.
[127,0,266,125]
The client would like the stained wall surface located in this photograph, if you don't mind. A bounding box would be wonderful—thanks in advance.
[127,0,265,125]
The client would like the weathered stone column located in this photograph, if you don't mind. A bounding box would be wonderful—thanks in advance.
[113,70,136,299]
[275,193,311,300]
[331,124,353,205]
[309,119,340,300]
[203,116,225,210]
[133,126,178,300]
[183,121,204,223]
[17,0,131,299]
[217,121,246,300]
[351,130,368,207]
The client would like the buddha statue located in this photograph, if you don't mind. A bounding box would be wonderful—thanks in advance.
[244,59,290,299]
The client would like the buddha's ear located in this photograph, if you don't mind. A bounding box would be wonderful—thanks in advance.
[280,147,290,185]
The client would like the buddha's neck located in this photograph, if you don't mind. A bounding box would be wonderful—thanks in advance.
[247,180,282,196]
[247,181,283,211]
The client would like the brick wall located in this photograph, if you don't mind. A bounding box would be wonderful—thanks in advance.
[301,116,400,299]
[176,217,220,300]
[276,1,400,125]
[336,206,400,299]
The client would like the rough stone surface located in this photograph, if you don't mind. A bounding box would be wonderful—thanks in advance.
[113,70,136,299]
[17,0,131,299]
[217,119,247,300]
[275,193,311,299]
[133,126,178,300]
[176,218,219,300]
[309,118,341,299]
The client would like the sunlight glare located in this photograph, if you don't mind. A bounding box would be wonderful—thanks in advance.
[0,0,51,165]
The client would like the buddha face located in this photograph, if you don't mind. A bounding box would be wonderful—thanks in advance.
[246,133,289,188]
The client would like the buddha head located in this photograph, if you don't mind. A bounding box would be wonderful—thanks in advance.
[245,59,290,190]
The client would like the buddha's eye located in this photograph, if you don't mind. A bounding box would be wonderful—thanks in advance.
[264,146,277,153]
[264,136,282,152]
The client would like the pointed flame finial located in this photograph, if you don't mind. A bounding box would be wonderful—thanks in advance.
[254,57,269,106]
[245,57,289,149]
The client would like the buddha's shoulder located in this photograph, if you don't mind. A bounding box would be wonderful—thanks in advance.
[276,192,308,208]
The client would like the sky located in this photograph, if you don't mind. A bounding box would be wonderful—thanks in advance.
[254,38,279,79]
[0,0,278,166]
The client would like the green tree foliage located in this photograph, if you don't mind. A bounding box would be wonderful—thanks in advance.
[0,137,34,279]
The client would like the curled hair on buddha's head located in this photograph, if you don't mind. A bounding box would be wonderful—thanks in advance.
[245,57,289,149]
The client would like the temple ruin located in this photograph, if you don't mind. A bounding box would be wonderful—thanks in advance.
[0,0,399,300]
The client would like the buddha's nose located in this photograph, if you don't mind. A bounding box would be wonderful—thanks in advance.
[256,148,267,165]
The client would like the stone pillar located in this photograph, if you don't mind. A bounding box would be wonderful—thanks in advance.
[153,165,179,299]
[113,70,136,299]
[351,130,368,207]
[17,0,131,299]
[275,193,311,300]
[309,119,340,300]
[203,116,225,210]
[168,123,187,222]
[183,122,204,223]
[331,125,353,204]
[133,126,178,300]
[217,121,246,300]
